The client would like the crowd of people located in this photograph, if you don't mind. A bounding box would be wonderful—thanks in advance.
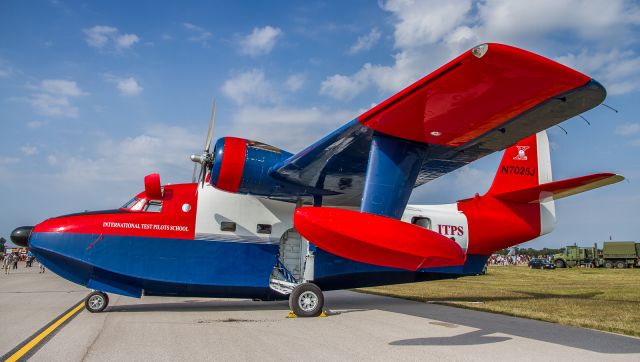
[488,254,553,266]
[2,252,45,274]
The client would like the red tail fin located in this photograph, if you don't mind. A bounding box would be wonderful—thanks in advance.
[487,131,551,196]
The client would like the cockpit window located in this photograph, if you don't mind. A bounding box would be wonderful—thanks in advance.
[121,198,140,209]
[144,200,162,212]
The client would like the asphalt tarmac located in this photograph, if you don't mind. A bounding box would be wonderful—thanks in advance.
[1,263,639,361]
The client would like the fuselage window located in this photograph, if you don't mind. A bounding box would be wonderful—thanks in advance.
[220,221,236,232]
[257,224,272,234]
[121,197,140,209]
[144,200,162,212]
[411,217,432,230]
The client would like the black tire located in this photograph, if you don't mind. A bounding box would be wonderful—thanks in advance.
[289,283,324,317]
[85,291,109,313]
[604,261,613,269]
[555,260,565,268]
[616,261,626,269]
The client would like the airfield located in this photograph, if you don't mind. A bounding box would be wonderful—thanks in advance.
[1,264,639,361]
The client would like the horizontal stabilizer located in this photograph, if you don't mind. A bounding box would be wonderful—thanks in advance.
[294,207,465,271]
[493,173,624,203]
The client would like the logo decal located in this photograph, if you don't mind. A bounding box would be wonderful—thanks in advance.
[513,146,529,161]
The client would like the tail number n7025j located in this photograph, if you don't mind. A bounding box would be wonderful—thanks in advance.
[501,166,536,176]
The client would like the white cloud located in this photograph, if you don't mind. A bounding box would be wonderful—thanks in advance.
[84,25,117,48]
[20,145,38,156]
[83,25,140,50]
[50,125,201,186]
[116,33,140,48]
[228,106,355,152]
[477,0,640,46]
[556,49,640,95]
[349,28,382,54]
[27,120,48,129]
[183,23,212,47]
[221,69,278,105]
[0,58,13,78]
[30,94,78,117]
[0,156,19,165]
[239,26,282,56]
[285,74,305,92]
[28,80,85,118]
[385,0,472,49]
[615,122,640,136]
[40,79,85,97]
[320,73,368,100]
[320,0,640,100]
[105,75,143,96]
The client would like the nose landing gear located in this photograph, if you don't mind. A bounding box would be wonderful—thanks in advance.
[85,291,109,313]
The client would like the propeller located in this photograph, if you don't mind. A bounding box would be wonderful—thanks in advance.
[190,98,217,187]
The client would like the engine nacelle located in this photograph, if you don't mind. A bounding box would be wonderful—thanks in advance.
[209,137,295,196]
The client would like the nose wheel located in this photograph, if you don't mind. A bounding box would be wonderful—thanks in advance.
[85,291,109,313]
[289,283,324,317]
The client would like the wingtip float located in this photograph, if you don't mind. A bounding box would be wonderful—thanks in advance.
[294,207,466,271]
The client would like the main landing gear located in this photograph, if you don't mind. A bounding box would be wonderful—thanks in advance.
[289,283,324,317]
[85,291,109,313]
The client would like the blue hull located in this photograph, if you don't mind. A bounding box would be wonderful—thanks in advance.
[30,232,488,299]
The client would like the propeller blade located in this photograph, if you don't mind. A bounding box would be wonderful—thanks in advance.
[199,161,207,187]
[192,162,198,183]
[204,98,216,153]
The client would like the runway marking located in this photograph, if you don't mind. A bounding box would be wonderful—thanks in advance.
[2,300,84,362]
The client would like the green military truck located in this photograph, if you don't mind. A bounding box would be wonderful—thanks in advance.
[600,242,640,269]
[553,244,598,268]
[553,241,639,268]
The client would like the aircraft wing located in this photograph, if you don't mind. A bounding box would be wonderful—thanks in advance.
[269,43,606,207]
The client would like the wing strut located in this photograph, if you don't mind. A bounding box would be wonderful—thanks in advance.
[361,134,427,219]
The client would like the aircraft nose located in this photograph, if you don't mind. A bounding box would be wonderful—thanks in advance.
[10,226,33,247]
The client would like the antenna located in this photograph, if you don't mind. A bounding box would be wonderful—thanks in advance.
[579,115,591,126]
[556,125,568,135]
[601,103,619,113]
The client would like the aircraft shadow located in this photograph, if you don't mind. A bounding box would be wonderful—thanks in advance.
[390,330,511,346]
[107,299,289,313]
[405,290,604,303]
[329,290,640,354]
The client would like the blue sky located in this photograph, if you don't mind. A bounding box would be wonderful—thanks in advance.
[1,0,638,249]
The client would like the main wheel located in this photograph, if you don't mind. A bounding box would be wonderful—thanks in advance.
[289,283,324,317]
[604,261,613,269]
[85,291,109,313]
[616,261,626,269]
[555,260,565,268]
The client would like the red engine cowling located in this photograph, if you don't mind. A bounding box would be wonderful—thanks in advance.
[209,137,247,192]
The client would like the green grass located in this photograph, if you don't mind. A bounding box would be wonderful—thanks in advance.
[357,266,640,337]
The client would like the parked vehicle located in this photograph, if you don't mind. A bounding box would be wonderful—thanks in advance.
[553,241,639,268]
[528,258,556,269]
[601,242,639,269]
[552,244,597,268]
